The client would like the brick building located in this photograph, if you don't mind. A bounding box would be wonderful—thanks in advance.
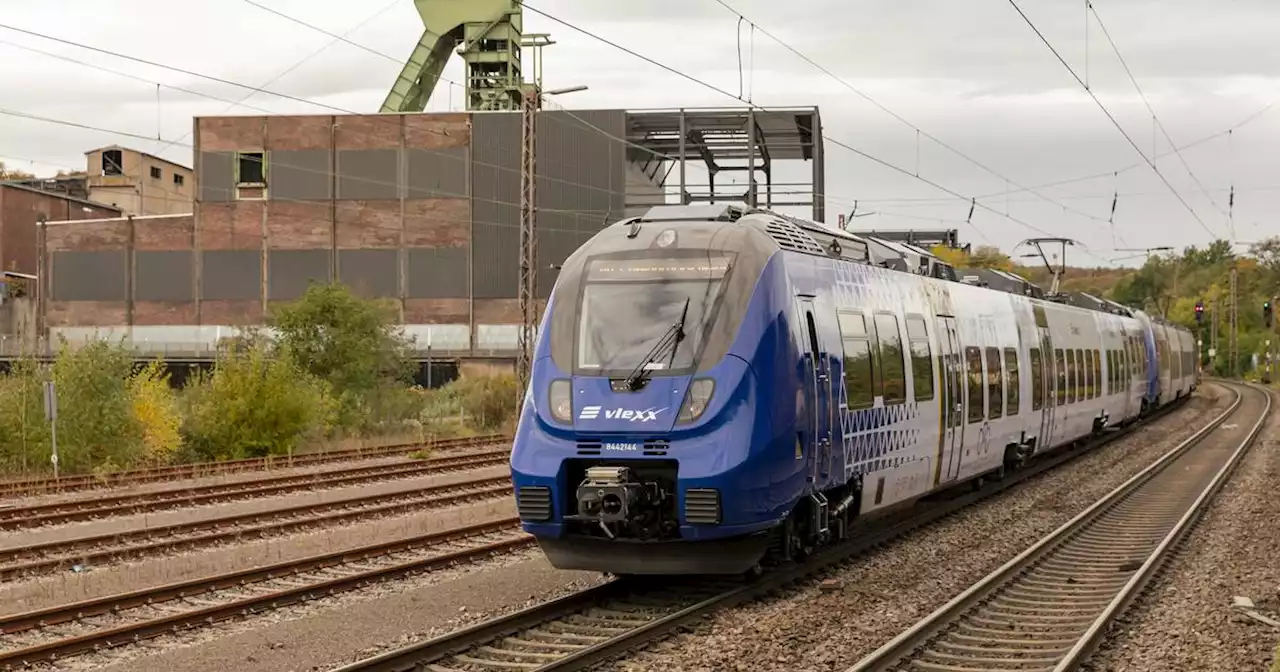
[0,183,120,275]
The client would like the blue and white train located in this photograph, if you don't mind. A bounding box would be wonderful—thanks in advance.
[509,204,1198,576]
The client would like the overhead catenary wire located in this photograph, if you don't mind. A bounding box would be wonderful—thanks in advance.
[1085,2,1230,223]
[517,2,1149,261]
[707,0,1126,238]
[1004,0,1219,241]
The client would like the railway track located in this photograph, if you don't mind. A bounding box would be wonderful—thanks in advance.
[331,391,1211,672]
[848,381,1269,672]
[0,519,533,668]
[0,476,514,579]
[0,447,509,530]
[0,434,508,497]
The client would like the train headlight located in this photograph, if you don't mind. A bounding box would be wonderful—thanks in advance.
[676,378,715,423]
[549,379,572,422]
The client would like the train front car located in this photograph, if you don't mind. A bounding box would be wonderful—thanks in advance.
[510,205,795,576]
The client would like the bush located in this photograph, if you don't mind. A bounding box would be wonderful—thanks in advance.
[129,361,182,466]
[50,341,144,473]
[181,344,336,460]
[419,373,519,436]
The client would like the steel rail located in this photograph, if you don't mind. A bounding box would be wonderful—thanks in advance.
[845,381,1268,672]
[0,519,533,667]
[0,477,514,579]
[332,391,1207,672]
[0,434,509,496]
[0,448,509,529]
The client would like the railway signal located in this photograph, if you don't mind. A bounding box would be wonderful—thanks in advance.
[1265,300,1273,329]
[1194,301,1204,323]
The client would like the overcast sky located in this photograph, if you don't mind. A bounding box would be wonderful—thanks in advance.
[1,0,1277,267]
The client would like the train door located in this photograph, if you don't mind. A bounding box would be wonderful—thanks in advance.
[799,298,832,483]
[1034,306,1056,450]
[936,316,964,481]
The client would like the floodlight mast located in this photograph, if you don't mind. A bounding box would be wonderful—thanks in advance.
[1017,237,1076,297]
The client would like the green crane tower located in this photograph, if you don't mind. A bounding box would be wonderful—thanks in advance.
[381,0,552,113]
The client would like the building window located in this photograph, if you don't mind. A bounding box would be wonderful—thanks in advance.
[237,152,266,185]
[174,173,185,187]
[149,166,162,180]
[102,149,123,176]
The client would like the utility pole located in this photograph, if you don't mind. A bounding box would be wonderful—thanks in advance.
[516,86,538,397]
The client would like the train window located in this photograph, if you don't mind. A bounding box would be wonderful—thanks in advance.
[1004,348,1020,415]
[905,316,934,402]
[1030,348,1044,411]
[1055,349,1067,404]
[839,313,875,410]
[1107,350,1116,395]
[1066,349,1076,403]
[875,314,906,404]
[985,347,1003,419]
[1093,349,1102,398]
[1076,349,1085,400]
[966,347,984,423]
[1084,350,1094,398]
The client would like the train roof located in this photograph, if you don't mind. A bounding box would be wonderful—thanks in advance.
[628,204,1159,320]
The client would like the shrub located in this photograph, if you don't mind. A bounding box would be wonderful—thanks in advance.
[129,361,182,466]
[181,344,336,460]
[419,373,519,436]
[50,340,144,473]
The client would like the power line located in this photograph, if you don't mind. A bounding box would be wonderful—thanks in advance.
[1004,0,1218,240]
[1085,2,1228,222]
[518,1,1138,262]
[708,0,1123,237]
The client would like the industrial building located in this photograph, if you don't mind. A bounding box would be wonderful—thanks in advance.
[85,145,194,216]
[26,0,825,366]
[35,107,823,360]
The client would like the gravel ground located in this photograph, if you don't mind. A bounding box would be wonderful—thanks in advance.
[0,464,508,551]
[605,386,1229,672]
[1083,387,1280,672]
[64,555,605,672]
[0,496,517,616]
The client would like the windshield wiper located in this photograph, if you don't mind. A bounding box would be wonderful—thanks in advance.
[623,297,690,391]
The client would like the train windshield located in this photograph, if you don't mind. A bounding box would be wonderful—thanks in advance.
[575,254,732,375]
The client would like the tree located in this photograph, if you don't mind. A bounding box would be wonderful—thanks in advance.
[270,282,414,428]
[968,245,1014,271]
[0,161,35,181]
[182,344,335,460]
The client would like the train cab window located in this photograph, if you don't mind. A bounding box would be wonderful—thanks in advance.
[1030,348,1044,411]
[838,312,875,410]
[1004,348,1020,415]
[875,314,907,404]
[1092,349,1102,398]
[905,316,934,402]
[966,347,984,423]
[1055,349,1067,404]
[985,347,1003,419]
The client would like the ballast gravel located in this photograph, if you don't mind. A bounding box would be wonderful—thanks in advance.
[1083,388,1280,672]
[70,554,605,672]
[606,386,1230,672]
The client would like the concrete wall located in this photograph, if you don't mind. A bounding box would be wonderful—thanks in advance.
[35,110,636,354]
[0,184,121,275]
